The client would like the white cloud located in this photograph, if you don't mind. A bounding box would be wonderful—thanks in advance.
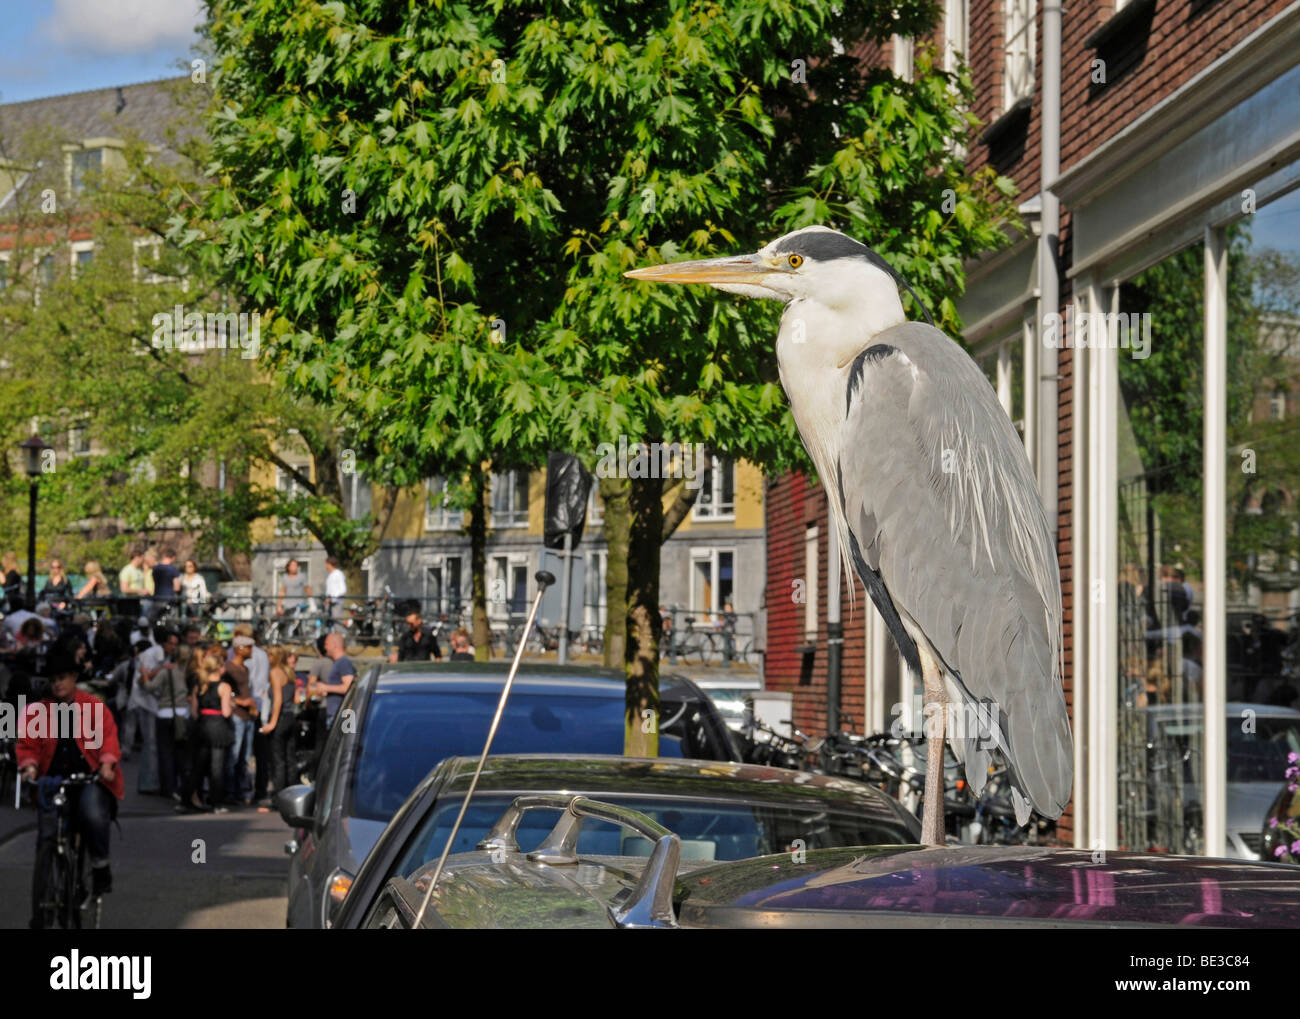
[41,0,204,55]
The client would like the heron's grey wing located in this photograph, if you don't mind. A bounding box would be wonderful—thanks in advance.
[837,321,1072,820]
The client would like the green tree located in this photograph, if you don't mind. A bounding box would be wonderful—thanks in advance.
[186,0,1019,755]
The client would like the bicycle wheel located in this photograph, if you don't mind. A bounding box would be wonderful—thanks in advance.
[35,846,60,929]
[696,632,721,666]
[50,850,74,929]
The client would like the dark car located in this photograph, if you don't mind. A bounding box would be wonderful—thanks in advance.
[333,754,922,928]
[277,662,736,928]
[358,795,1300,929]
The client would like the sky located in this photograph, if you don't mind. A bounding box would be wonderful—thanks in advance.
[0,0,203,105]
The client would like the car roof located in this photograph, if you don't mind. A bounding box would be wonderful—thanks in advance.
[366,662,700,698]
[673,845,1300,928]
[427,754,918,827]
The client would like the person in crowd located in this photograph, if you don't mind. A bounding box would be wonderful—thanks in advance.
[310,631,355,728]
[33,603,58,639]
[2,551,23,613]
[181,624,203,646]
[260,646,299,798]
[118,548,149,598]
[38,558,74,613]
[179,559,209,619]
[388,600,442,663]
[127,628,173,794]
[222,635,258,805]
[323,557,347,631]
[276,558,311,623]
[150,546,182,623]
[141,641,193,807]
[226,622,272,804]
[18,650,123,928]
[140,549,158,622]
[75,561,111,601]
[189,649,233,813]
[447,627,475,662]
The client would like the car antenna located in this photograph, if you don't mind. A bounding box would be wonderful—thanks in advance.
[412,569,556,928]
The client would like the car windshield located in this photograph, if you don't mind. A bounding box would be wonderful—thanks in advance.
[393,794,915,876]
[351,690,708,821]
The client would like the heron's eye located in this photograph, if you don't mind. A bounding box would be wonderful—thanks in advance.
[787,254,803,269]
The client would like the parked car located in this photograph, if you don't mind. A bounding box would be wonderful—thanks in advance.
[276,662,737,928]
[1134,702,1300,858]
[332,753,921,928]
[356,796,1300,929]
[1260,780,1300,862]
[693,675,762,733]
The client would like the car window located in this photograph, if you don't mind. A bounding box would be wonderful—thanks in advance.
[315,680,364,822]
[351,691,627,821]
[390,794,915,879]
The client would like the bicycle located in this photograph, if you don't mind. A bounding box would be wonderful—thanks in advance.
[26,773,105,930]
[664,612,719,666]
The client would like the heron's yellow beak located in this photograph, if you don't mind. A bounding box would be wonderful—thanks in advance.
[623,253,775,286]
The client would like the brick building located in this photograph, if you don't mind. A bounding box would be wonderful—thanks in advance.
[766,0,1300,856]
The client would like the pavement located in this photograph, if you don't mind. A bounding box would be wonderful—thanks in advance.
[0,752,289,929]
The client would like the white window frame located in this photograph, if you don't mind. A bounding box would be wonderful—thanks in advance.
[132,237,167,285]
[425,476,463,531]
[892,35,913,82]
[803,528,819,640]
[489,552,531,619]
[944,0,969,73]
[68,418,91,457]
[422,552,465,619]
[1003,0,1036,111]
[689,546,736,624]
[583,548,607,630]
[66,145,102,196]
[587,487,603,526]
[692,455,736,522]
[490,469,530,528]
[274,464,311,538]
[70,239,94,279]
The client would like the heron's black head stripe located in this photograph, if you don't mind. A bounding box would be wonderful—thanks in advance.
[773,231,936,326]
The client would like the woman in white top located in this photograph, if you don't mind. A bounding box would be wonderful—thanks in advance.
[180,559,209,619]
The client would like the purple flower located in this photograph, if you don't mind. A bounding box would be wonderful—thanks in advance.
[1291,840,1300,855]
[1276,845,1288,858]
[1270,816,1279,829]
[1291,784,1298,793]
[1290,751,1299,764]
[1287,766,1299,779]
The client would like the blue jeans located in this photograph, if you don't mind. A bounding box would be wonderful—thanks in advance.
[223,716,255,802]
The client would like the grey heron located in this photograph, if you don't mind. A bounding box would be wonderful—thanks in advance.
[625,225,1072,846]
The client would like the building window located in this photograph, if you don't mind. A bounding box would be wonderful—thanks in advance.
[944,0,968,73]
[490,469,529,528]
[69,421,91,457]
[975,332,1027,441]
[70,148,101,195]
[425,476,463,531]
[587,488,603,526]
[693,455,736,520]
[1003,0,1036,111]
[39,254,54,286]
[1270,389,1286,421]
[690,547,735,623]
[891,35,913,82]
[341,468,371,520]
[274,465,311,538]
[803,527,818,640]
[0,254,8,291]
[425,555,463,619]
[490,554,529,617]
[584,549,607,630]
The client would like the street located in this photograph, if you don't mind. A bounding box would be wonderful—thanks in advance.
[0,758,289,929]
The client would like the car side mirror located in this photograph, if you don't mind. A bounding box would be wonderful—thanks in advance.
[275,784,316,829]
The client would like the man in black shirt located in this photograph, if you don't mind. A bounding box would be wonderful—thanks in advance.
[388,601,441,664]
[149,547,182,623]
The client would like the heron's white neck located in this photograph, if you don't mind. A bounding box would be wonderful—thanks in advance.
[775,290,906,594]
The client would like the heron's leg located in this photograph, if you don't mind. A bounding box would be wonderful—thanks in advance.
[920,648,947,846]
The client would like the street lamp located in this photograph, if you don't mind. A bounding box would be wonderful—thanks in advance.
[18,434,52,611]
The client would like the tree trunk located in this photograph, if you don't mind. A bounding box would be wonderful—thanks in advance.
[624,474,663,757]
[599,475,629,669]
[468,463,491,661]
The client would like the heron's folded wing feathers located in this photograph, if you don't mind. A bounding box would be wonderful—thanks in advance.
[837,322,1072,819]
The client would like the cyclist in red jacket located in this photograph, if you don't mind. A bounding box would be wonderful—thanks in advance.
[17,651,123,926]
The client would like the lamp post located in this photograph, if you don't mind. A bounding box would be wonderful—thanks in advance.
[18,434,52,611]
